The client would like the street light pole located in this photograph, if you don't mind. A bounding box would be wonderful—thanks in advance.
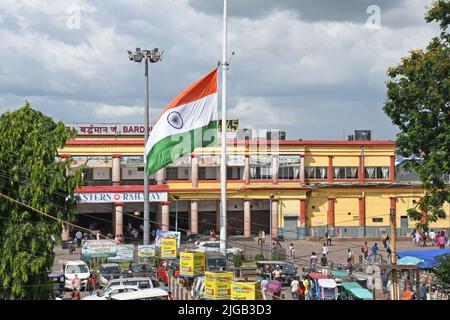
[174,196,179,232]
[269,194,274,259]
[127,48,163,246]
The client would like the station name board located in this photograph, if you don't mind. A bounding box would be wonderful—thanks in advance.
[66,124,153,136]
[75,192,167,203]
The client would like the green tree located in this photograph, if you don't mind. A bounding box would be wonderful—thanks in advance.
[434,254,450,285]
[383,0,450,232]
[0,102,82,299]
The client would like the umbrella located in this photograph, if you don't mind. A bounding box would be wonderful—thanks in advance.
[266,280,282,293]
[397,256,424,266]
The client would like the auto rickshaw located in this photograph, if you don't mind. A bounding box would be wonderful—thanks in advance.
[317,279,338,300]
[307,272,331,300]
[48,273,65,300]
[340,281,373,300]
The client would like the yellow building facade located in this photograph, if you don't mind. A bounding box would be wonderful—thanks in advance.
[59,124,450,240]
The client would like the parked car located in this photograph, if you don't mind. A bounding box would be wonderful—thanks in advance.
[102,277,159,293]
[99,263,122,287]
[194,241,243,259]
[125,263,156,278]
[82,284,139,300]
[62,260,90,290]
[109,288,169,300]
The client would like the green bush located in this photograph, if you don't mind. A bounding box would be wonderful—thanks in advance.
[233,253,244,268]
[255,253,264,261]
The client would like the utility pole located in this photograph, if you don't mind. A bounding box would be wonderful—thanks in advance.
[390,205,398,300]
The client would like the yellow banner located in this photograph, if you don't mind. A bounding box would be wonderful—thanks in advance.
[161,238,177,259]
[231,281,261,300]
[204,271,233,300]
[180,252,206,277]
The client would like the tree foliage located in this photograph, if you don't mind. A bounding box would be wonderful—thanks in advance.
[383,1,450,232]
[434,254,450,285]
[0,102,82,299]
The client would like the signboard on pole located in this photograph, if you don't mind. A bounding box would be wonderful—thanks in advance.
[107,244,134,263]
[81,240,117,260]
[138,245,156,258]
[204,271,233,300]
[161,238,177,259]
[155,231,181,248]
[180,252,206,277]
[231,281,261,300]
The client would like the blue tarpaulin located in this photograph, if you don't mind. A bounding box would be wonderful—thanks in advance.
[397,249,450,269]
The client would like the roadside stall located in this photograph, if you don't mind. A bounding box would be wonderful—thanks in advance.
[307,272,331,300]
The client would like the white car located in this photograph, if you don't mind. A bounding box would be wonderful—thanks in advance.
[82,285,139,300]
[194,241,243,258]
[62,260,90,290]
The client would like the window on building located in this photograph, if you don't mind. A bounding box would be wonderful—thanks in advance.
[372,218,383,223]
[227,167,243,180]
[166,167,178,180]
[305,167,328,180]
[199,167,217,180]
[250,155,272,180]
[333,167,359,179]
[278,155,300,180]
[365,167,390,179]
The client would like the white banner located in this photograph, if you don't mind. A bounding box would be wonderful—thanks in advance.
[76,192,168,203]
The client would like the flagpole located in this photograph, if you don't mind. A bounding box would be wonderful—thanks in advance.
[219,0,228,258]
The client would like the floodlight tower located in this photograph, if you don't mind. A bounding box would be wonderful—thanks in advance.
[127,48,163,246]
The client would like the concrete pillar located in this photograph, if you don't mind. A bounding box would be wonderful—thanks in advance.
[359,196,366,227]
[272,199,279,239]
[156,168,165,185]
[300,199,307,227]
[161,202,170,231]
[112,154,121,186]
[327,197,335,227]
[328,155,333,183]
[390,155,395,182]
[272,155,278,184]
[243,155,250,185]
[61,223,70,241]
[191,155,199,188]
[114,203,124,236]
[190,200,198,234]
[244,199,251,237]
[216,200,221,232]
[299,155,305,183]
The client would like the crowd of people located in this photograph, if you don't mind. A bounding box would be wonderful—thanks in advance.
[410,228,448,249]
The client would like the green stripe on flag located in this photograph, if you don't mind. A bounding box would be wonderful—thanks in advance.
[146,121,218,176]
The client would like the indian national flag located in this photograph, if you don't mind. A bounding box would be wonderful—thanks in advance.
[145,68,218,175]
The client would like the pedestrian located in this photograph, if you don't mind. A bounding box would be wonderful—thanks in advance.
[168,291,175,300]
[289,243,295,262]
[404,275,413,291]
[272,265,282,282]
[85,273,96,296]
[371,243,378,256]
[261,276,269,300]
[411,229,417,245]
[310,252,318,271]
[438,232,446,249]
[322,243,328,256]
[298,281,306,300]
[386,243,392,262]
[75,230,82,247]
[346,258,353,271]
[382,231,388,249]
[429,229,436,246]
[258,230,263,246]
[71,288,81,300]
[381,270,388,293]
[347,248,354,264]
[362,241,369,259]
[321,254,328,267]
[290,277,300,300]
[415,231,421,246]
[301,277,309,299]
[422,231,428,247]
[261,230,266,244]
[71,274,81,292]
[326,232,332,246]
[419,283,427,300]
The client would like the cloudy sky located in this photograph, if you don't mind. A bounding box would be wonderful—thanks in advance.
[0,0,440,140]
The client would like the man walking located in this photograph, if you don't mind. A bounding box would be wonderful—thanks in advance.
[75,230,82,248]
[310,252,318,272]
[290,277,300,300]
[321,254,328,267]
[322,243,328,256]
[289,243,295,262]
[429,229,436,246]
[362,241,369,259]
